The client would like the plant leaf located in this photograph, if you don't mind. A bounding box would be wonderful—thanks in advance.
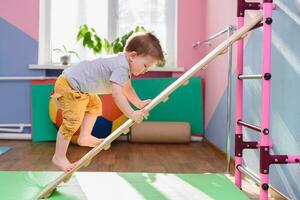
[121,30,133,46]
[113,41,123,53]
[62,45,68,54]
[135,25,146,32]
[94,34,101,44]
[103,38,110,54]
[53,48,63,54]
[68,51,80,59]
[95,42,102,54]
[140,26,146,32]
[135,26,140,32]
[94,35,102,54]
[77,24,89,41]
[91,27,96,33]
[87,40,94,49]
[83,32,92,47]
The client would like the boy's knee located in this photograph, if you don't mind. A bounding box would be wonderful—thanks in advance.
[60,116,82,138]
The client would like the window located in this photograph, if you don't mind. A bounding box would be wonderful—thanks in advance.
[39,0,177,67]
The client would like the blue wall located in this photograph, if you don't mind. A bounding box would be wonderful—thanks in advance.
[206,2,300,198]
[0,18,44,132]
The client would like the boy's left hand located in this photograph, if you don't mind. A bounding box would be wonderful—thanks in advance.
[137,99,152,109]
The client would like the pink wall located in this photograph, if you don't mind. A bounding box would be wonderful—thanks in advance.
[203,0,236,128]
[0,0,39,40]
[173,0,206,78]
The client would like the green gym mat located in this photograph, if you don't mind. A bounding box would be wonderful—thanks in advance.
[0,172,249,200]
[31,83,58,142]
[132,77,203,135]
[31,77,203,142]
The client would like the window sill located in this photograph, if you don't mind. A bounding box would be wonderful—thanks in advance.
[29,64,185,72]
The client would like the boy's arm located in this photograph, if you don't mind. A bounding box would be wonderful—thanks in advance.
[111,81,147,122]
[122,80,143,108]
[111,82,135,117]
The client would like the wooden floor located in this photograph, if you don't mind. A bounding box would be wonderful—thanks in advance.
[0,139,286,199]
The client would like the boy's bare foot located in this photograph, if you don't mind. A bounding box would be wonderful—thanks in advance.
[52,155,76,172]
[77,135,104,147]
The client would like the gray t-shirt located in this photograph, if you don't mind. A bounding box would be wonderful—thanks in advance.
[63,53,131,94]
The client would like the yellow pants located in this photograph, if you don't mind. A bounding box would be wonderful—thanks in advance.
[51,75,102,138]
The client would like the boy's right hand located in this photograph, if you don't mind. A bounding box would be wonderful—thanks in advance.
[130,109,149,123]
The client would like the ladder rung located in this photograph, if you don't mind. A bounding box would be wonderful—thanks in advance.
[238,74,262,79]
[237,120,261,132]
[237,164,260,185]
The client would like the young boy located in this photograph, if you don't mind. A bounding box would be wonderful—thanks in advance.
[51,32,164,172]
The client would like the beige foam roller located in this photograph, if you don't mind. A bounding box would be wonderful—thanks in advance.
[130,122,191,143]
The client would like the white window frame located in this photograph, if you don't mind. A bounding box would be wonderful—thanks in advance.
[38,0,178,67]
[38,0,51,64]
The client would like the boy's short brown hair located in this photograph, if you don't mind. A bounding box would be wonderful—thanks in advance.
[125,32,164,64]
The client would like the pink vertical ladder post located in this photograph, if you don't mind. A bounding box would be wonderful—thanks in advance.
[260,1,273,199]
[260,2,300,199]
[235,0,261,189]
[234,15,244,190]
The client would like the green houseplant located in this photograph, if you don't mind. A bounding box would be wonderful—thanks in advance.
[53,45,79,65]
[76,25,146,55]
[77,25,166,67]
